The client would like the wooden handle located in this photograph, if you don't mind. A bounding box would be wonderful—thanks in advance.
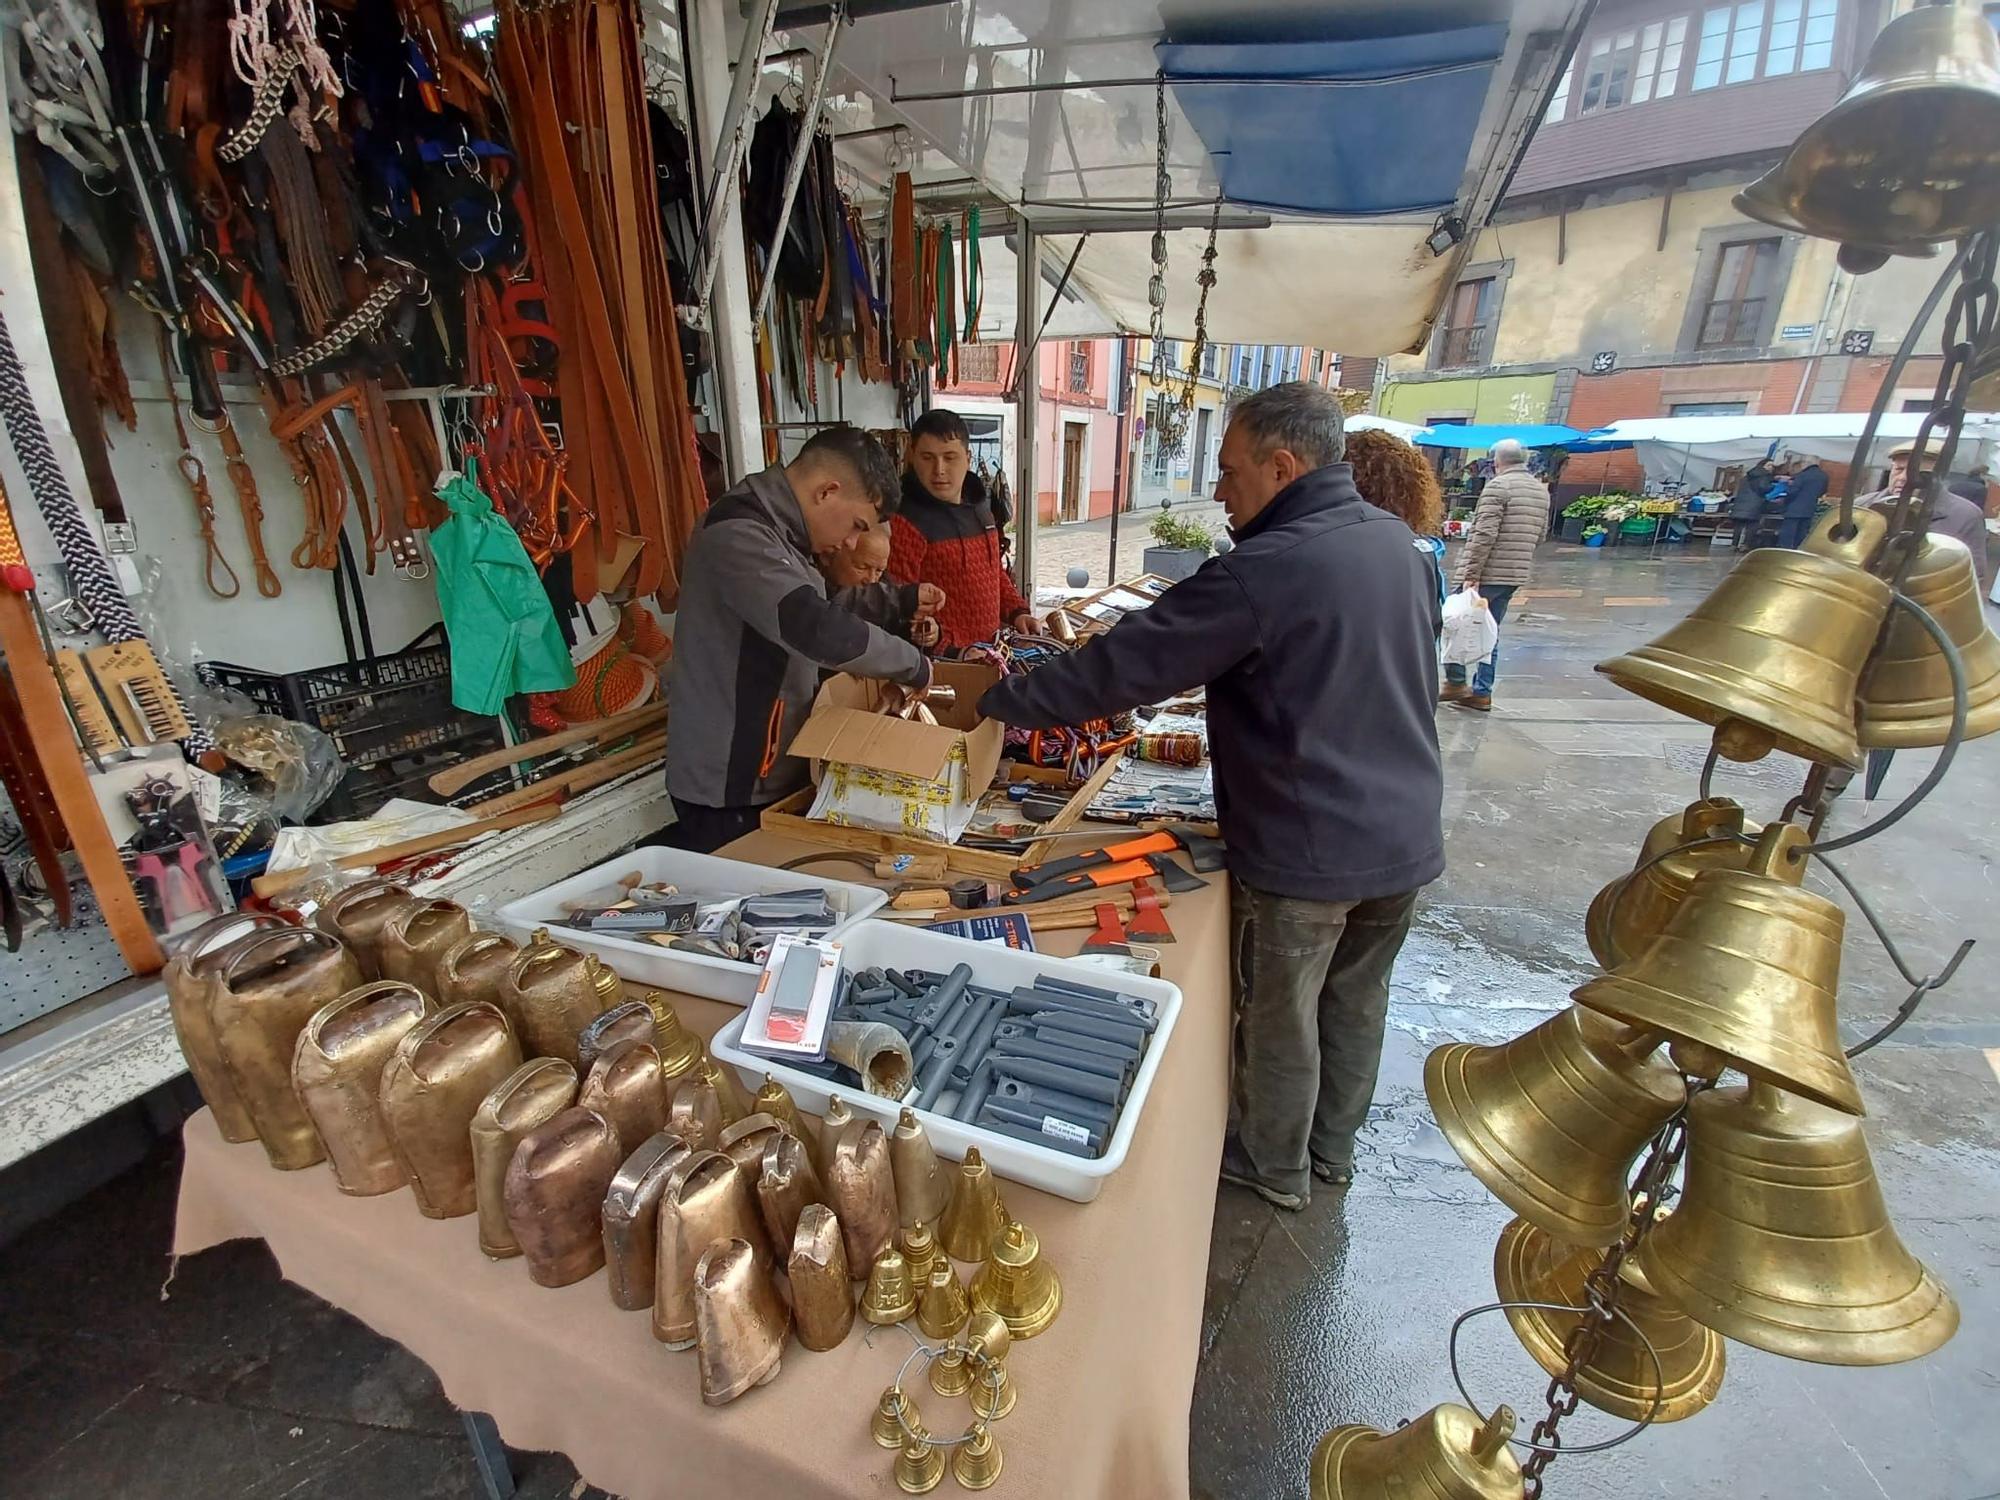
[427,703,667,797]
[463,731,667,817]
[251,804,563,898]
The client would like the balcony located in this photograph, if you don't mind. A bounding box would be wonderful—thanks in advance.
[1437,323,1489,369]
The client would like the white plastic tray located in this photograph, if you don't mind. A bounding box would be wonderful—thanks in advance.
[493,847,887,1007]
[709,919,1183,1203]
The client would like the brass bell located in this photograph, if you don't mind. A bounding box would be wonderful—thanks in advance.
[470,1057,578,1259]
[928,1343,975,1398]
[1424,1006,1684,1247]
[504,1105,623,1287]
[969,1220,1062,1339]
[668,1070,726,1152]
[1492,1216,1724,1423]
[602,1130,693,1311]
[693,1054,751,1124]
[899,1219,945,1290]
[164,912,293,1142]
[788,1203,855,1351]
[378,1001,524,1217]
[862,1247,919,1325]
[1735,4,2000,266]
[592,956,624,1013]
[892,1438,946,1495]
[291,981,432,1196]
[827,1120,901,1273]
[938,1145,1010,1263]
[578,1038,670,1153]
[379,898,472,995]
[962,1308,1014,1417]
[436,931,519,1013]
[1584,798,1759,971]
[757,1132,825,1250]
[1309,1403,1520,1500]
[719,1112,788,1189]
[1858,533,2000,748]
[1595,511,1892,767]
[952,1424,1003,1491]
[210,927,364,1170]
[753,1074,822,1167]
[313,878,417,979]
[872,1384,924,1450]
[654,1152,769,1349]
[577,1000,659,1072]
[1639,1080,1959,1366]
[916,1261,971,1340]
[693,1236,790,1405]
[891,1107,948,1229]
[1575,823,1862,1115]
[504,928,615,1067]
[644,989,705,1090]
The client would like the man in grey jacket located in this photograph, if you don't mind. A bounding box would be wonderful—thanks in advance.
[665,428,935,852]
[1442,437,1551,713]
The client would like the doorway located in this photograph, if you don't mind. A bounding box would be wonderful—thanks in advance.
[1190,407,1212,495]
[1061,422,1086,523]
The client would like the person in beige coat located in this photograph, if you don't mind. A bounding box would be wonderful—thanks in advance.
[1441,438,1551,712]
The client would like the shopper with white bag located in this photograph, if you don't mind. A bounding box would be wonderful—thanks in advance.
[1441,438,1552,712]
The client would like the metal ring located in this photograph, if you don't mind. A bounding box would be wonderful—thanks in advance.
[1445,1299,1664,1457]
[888,1340,981,1450]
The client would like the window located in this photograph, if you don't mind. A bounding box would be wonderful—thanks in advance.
[956,343,1001,383]
[1580,33,1636,113]
[1437,278,1495,367]
[1068,343,1090,393]
[1577,18,1688,114]
[1312,349,1325,381]
[1545,64,1573,123]
[1693,3,1767,88]
[1233,345,1254,387]
[1632,19,1689,100]
[1692,0,1828,87]
[1765,0,1837,75]
[1670,400,1750,416]
[1695,238,1781,348]
[1200,343,1219,379]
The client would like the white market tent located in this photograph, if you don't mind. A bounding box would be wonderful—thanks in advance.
[1589,411,2000,490]
[1347,414,1426,440]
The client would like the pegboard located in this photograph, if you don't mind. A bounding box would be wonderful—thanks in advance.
[0,910,133,1034]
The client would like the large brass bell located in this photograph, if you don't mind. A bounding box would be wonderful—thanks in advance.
[1640,1080,1959,1366]
[1424,1007,1684,1247]
[1735,4,2000,269]
[1492,1216,1724,1423]
[968,1220,1062,1339]
[1584,798,1759,971]
[164,911,293,1142]
[1595,511,1891,768]
[1309,1403,1520,1500]
[1857,533,2000,748]
[1575,823,1862,1116]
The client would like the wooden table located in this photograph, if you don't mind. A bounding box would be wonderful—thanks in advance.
[174,831,1231,1500]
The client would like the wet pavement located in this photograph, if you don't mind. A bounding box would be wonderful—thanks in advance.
[3,538,1997,1499]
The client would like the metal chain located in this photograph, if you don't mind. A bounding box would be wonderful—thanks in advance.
[217,46,300,162]
[1162,193,1224,460]
[267,273,417,376]
[1147,73,1174,436]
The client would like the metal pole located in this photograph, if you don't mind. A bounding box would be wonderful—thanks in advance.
[889,58,1495,106]
[752,7,845,326]
[1014,218,1039,600]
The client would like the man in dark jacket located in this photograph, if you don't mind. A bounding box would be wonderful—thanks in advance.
[1728,459,1775,551]
[978,382,1445,1209]
[1777,456,1829,549]
[665,428,933,853]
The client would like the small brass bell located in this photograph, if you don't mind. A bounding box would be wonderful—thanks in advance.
[668,1071,726,1152]
[644,990,706,1091]
[1575,823,1862,1115]
[1584,798,1759,971]
[916,1261,971,1340]
[1857,533,2000,748]
[900,1219,945,1290]
[591,955,623,1013]
[871,1385,923,1450]
[1424,1007,1684,1247]
[952,1424,1003,1491]
[891,1107,949,1229]
[1595,511,1892,767]
[969,1220,1062,1339]
[962,1308,1015,1415]
[970,1350,1017,1421]
[1493,1216,1724,1423]
[1309,1403,1520,1500]
[1639,1080,1959,1366]
[928,1344,974,1398]
[862,1247,919,1325]
[892,1438,946,1495]
[938,1145,1010,1262]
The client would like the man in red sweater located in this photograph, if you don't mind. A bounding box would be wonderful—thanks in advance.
[887,409,1041,653]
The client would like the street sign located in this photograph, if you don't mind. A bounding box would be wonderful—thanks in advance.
[1841,329,1876,355]
[1780,323,1816,340]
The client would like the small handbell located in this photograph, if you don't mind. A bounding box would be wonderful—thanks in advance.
[964,1309,1016,1418]
[862,1247,919,1325]
[1309,1403,1521,1500]
[938,1145,1009,1263]
[969,1220,1062,1339]
[916,1261,971,1340]
[788,1203,854,1351]
[693,1236,790,1405]
[892,1438,946,1495]
[577,1038,670,1153]
[872,1384,923,1450]
[1584,798,1759,971]
[470,1057,578,1259]
[952,1424,1003,1491]
[928,1343,974,1398]
[290,980,431,1196]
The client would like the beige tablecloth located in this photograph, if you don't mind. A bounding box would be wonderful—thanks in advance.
[174,832,1230,1500]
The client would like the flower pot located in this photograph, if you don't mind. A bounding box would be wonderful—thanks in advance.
[1143,545,1207,582]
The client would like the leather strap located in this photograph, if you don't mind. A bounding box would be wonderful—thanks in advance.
[215,415,282,596]
[156,326,242,599]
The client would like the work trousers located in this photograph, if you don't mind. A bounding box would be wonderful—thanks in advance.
[657,797,767,853]
[1227,880,1421,1198]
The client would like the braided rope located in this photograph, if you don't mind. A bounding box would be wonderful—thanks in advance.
[267,276,411,377]
[0,306,214,755]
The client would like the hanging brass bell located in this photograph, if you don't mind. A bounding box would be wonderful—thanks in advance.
[1857,534,2000,748]
[379,898,472,995]
[378,1001,524,1217]
[892,1438,946,1495]
[693,1236,790,1405]
[862,1247,919,1325]
[1309,1403,1520,1500]
[891,1107,948,1229]
[1492,1216,1724,1423]
[592,956,624,1013]
[602,1130,694,1311]
[788,1203,855,1351]
[436,931,519,1013]
[962,1309,1015,1416]
[928,1343,974,1398]
[1735,4,2000,266]
[952,1423,1003,1491]
[578,1038,670,1154]
[1584,798,1759,971]
[916,1261,971,1340]
[938,1145,1010,1262]
[1575,823,1862,1115]
[1639,1080,1959,1366]
[470,1057,578,1259]
[313,879,418,979]
[1595,512,1891,767]
[1425,1007,1684,1247]
[577,1000,659,1072]
[164,912,293,1142]
[899,1219,945,1291]
[504,928,615,1066]
[969,1220,1062,1339]
[872,1384,924,1450]
[291,981,432,1196]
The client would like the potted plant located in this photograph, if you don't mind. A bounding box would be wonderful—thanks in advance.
[1144,512,1215,582]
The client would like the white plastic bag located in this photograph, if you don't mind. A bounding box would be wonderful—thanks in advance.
[1441,589,1500,667]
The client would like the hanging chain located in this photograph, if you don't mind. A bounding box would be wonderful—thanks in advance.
[1147,72,1174,437]
[1163,193,1224,459]
[1518,1078,1710,1499]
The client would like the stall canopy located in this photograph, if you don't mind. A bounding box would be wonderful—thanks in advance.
[1348,414,1426,440]
[1410,422,1624,450]
[1590,411,2000,487]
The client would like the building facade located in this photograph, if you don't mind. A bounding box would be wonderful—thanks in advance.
[1130,341,1343,507]
[1378,0,1954,495]
[933,337,1127,524]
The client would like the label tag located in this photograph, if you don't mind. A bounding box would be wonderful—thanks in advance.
[1040,1116,1091,1146]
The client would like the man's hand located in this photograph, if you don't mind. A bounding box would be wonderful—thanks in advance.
[911,617,940,648]
[879,660,933,715]
[1010,611,1042,636]
[914,584,946,621]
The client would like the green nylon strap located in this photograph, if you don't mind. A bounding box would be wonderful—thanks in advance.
[935,223,955,367]
[962,205,982,340]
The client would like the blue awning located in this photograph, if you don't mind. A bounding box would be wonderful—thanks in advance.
[1158,25,1507,217]
[1411,423,1630,451]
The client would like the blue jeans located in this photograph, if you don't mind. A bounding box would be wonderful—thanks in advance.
[1777,514,1815,549]
[1445,584,1516,697]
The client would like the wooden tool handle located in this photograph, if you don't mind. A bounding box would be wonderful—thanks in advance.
[463,731,667,817]
[251,804,562,898]
[428,703,667,797]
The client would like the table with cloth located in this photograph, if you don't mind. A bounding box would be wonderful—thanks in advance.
[173,831,1231,1500]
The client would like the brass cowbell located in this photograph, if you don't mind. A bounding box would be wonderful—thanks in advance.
[1595,511,1892,768]
[1640,1080,1959,1366]
[1309,1403,1521,1500]
[1857,533,2000,748]
[1574,823,1863,1116]
[1585,797,1760,971]
[1424,1006,1684,1247]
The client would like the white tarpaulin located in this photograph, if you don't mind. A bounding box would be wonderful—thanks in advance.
[1348,414,1425,440]
[1594,412,2000,489]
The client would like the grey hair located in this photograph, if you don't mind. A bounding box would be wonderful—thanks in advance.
[1491,438,1527,467]
[1228,381,1346,469]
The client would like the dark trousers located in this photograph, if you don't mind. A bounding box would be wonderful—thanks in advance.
[1443,583,1517,698]
[1777,514,1815,549]
[1731,518,1759,550]
[658,797,767,854]
[1228,880,1421,1198]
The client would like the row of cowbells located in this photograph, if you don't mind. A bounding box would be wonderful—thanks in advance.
[1597,511,2000,769]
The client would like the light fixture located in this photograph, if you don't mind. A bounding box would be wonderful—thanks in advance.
[1426,214,1466,258]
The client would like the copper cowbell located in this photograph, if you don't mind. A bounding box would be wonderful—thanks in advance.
[504,928,615,1066]
[578,1038,670,1155]
[291,981,432,1195]
[602,1130,693,1310]
[437,931,519,1012]
[694,1236,791,1405]
[314,879,419,980]
[1595,511,1892,768]
[578,1001,659,1072]
[165,911,293,1142]
[380,899,473,996]
[504,1105,623,1287]
[654,1152,769,1349]
[1575,823,1863,1115]
[210,928,363,1169]
[1584,798,1759,971]
[1309,1403,1521,1500]
[378,1001,523,1217]
[470,1057,579,1259]
[1857,533,2000,748]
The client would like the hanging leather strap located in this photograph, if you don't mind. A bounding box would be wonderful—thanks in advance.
[215,416,282,596]
[156,327,242,599]
[890,172,917,360]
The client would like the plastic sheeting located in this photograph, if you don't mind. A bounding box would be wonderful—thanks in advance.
[1594,412,2000,489]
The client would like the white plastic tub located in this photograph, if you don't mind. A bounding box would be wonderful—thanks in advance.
[709,919,1183,1202]
[493,848,887,1007]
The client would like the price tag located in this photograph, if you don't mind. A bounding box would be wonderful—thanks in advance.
[1040,1116,1091,1147]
